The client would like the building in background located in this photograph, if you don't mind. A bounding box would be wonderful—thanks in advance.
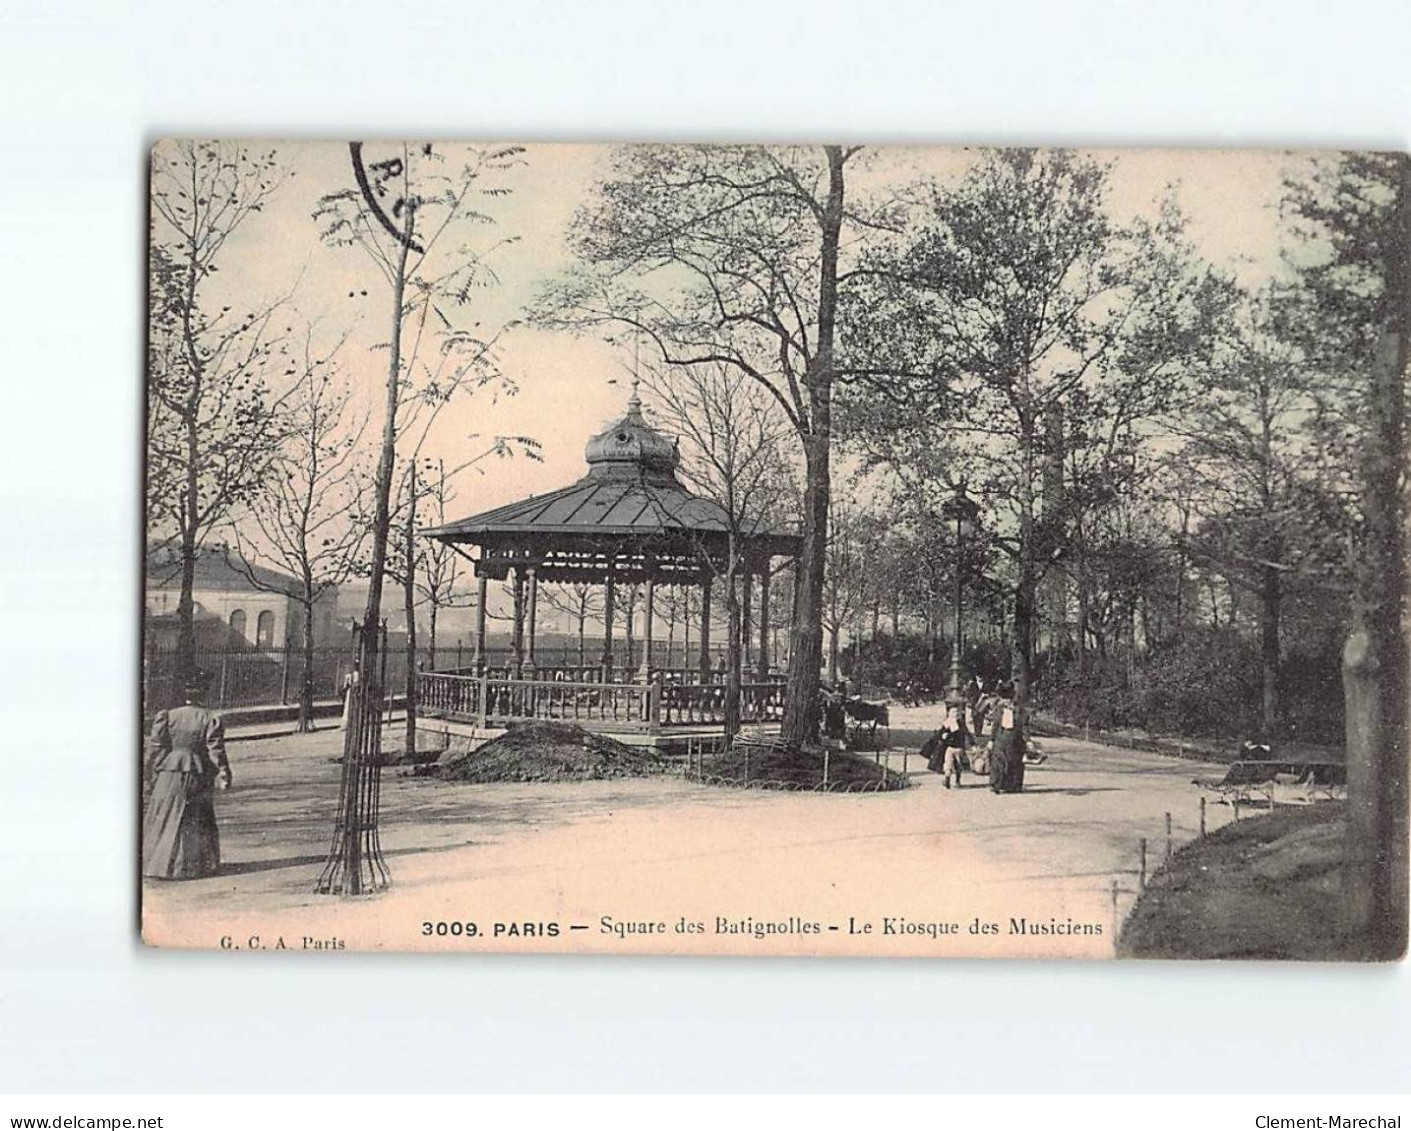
[145,547,338,652]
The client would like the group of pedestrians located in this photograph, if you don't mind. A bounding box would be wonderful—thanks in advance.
[922,679,1027,794]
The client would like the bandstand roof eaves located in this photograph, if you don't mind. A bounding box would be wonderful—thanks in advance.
[422,476,799,547]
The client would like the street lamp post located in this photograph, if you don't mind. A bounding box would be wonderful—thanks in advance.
[942,484,981,701]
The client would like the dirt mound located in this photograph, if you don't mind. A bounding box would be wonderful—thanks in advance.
[436,722,666,783]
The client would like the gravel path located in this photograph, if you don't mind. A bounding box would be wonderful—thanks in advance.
[142,704,1237,958]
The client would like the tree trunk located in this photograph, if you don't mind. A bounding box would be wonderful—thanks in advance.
[175,521,198,698]
[298,594,315,733]
[724,558,741,744]
[667,602,677,670]
[174,254,205,694]
[1014,413,1038,719]
[1076,515,1090,679]
[1259,563,1282,740]
[319,204,411,896]
[1343,205,1409,956]
[403,474,418,759]
[427,603,438,671]
[780,145,844,749]
[577,599,587,668]
[359,222,412,683]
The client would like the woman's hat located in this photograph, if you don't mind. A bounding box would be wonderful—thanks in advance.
[182,668,211,696]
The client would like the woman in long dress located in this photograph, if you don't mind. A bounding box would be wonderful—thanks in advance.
[340,665,361,730]
[986,682,1025,794]
[142,674,232,880]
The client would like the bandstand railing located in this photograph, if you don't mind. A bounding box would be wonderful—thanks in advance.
[657,680,785,726]
[419,670,786,732]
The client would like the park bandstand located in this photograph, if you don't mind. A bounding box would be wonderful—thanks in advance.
[419,382,801,738]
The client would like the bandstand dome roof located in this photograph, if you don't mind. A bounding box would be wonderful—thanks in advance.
[422,381,800,583]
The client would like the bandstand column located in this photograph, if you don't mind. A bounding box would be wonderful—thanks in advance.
[473,568,489,673]
[525,564,539,675]
[757,561,771,681]
[698,569,713,680]
[511,567,525,678]
[640,575,655,679]
[601,559,616,682]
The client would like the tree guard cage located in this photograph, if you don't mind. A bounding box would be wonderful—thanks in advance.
[315,619,391,895]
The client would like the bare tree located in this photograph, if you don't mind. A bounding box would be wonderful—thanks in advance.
[226,338,368,731]
[539,583,606,669]
[313,141,523,892]
[411,460,475,665]
[148,141,294,690]
[314,141,524,701]
[642,362,793,742]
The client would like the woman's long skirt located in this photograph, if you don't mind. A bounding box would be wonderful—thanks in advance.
[142,770,220,879]
[988,729,1026,794]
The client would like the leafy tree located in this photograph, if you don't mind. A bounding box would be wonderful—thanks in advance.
[539,143,900,746]
[843,149,1226,719]
[1167,289,1347,738]
[1281,151,1408,955]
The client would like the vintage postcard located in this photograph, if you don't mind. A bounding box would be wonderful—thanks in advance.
[141,140,1408,960]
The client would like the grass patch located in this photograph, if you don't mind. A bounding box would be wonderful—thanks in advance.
[435,722,666,783]
[699,744,908,791]
[1117,802,1371,960]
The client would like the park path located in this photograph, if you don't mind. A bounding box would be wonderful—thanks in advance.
[142,708,1235,959]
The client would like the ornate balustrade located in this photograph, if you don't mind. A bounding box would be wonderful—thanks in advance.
[420,671,657,731]
[656,681,785,726]
[484,677,655,728]
[419,670,784,732]
[420,670,482,718]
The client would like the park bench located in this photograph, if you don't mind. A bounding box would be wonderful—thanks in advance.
[843,698,891,748]
[1193,757,1346,815]
[1194,761,1280,816]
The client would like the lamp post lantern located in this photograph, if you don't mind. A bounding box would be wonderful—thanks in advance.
[941,484,981,701]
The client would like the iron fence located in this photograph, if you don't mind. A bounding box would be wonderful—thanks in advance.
[142,636,778,715]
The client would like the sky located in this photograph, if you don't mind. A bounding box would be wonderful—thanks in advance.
[165,141,1303,509]
[153,140,1308,633]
